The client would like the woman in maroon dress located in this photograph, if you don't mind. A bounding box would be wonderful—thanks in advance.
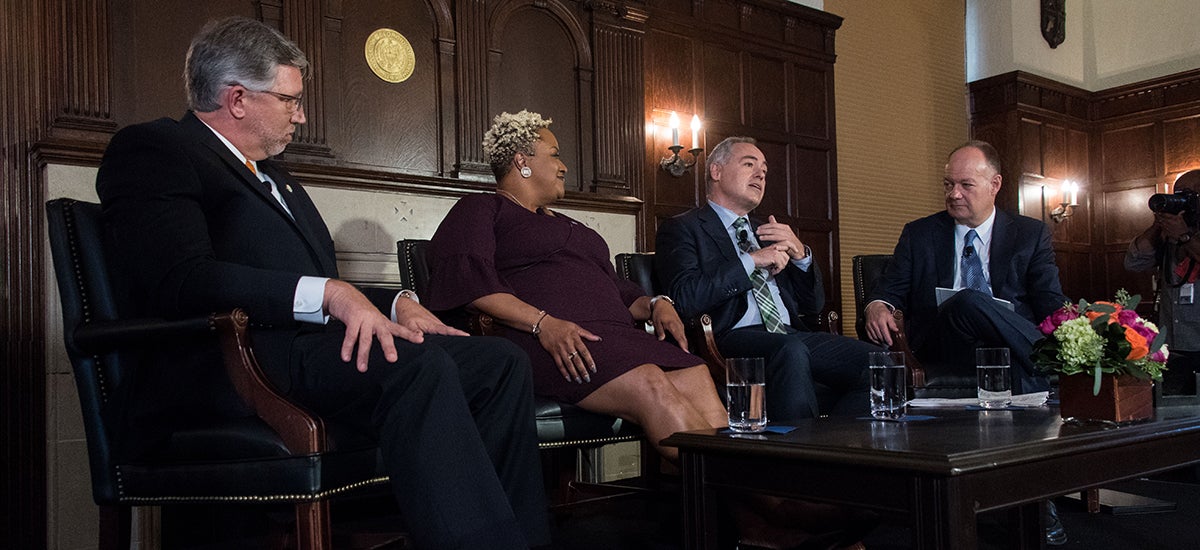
[426,110,726,460]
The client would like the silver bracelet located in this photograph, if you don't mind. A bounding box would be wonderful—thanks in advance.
[649,295,674,311]
[398,289,420,304]
[531,310,548,336]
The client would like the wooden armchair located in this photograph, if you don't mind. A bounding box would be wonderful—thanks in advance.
[47,198,392,550]
[852,254,976,398]
[396,239,652,508]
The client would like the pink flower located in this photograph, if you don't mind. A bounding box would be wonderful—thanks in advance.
[1116,309,1140,327]
[1039,307,1079,335]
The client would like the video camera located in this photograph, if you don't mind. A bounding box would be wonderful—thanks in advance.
[1149,187,1200,216]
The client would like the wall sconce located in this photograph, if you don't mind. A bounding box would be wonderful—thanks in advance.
[1050,180,1080,223]
[660,112,703,177]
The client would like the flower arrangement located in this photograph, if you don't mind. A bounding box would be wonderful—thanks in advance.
[1032,289,1168,395]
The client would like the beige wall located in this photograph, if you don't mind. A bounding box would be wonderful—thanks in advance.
[824,0,968,336]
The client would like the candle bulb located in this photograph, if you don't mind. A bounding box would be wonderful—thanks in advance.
[1064,181,1079,206]
[669,111,680,147]
[691,115,701,149]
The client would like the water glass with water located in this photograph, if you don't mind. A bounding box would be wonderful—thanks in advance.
[976,347,1012,408]
[868,351,907,419]
[725,357,767,432]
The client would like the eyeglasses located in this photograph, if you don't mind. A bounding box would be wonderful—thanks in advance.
[248,88,303,113]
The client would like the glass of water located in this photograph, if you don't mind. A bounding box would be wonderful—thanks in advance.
[869,351,907,419]
[725,357,767,432]
[976,347,1012,409]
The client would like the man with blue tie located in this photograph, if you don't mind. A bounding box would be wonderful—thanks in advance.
[656,137,878,421]
[862,140,1067,394]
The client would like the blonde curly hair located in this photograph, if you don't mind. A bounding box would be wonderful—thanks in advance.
[482,110,552,179]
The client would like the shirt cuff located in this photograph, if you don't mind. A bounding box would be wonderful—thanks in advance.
[391,290,419,322]
[294,276,331,324]
[790,245,813,271]
[867,299,896,312]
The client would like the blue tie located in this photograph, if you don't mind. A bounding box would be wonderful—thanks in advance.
[961,229,990,295]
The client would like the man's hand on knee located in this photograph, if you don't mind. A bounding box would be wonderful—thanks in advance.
[323,279,421,372]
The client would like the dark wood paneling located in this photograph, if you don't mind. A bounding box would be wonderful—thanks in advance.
[489,6,585,190]
[791,65,829,139]
[965,70,1200,305]
[747,54,787,132]
[1164,114,1200,173]
[1104,186,1157,243]
[792,146,831,221]
[1019,119,1042,175]
[645,0,842,306]
[6,4,841,545]
[1101,124,1157,183]
[701,43,742,126]
[335,2,439,173]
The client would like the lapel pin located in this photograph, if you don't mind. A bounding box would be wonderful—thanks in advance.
[285,184,293,193]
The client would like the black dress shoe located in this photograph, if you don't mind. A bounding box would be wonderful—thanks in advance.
[1044,500,1067,546]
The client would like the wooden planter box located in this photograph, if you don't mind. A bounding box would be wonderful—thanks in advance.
[1059,373,1153,423]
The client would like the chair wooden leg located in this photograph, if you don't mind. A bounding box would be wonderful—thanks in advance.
[98,504,131,550]
[294,500,332,550]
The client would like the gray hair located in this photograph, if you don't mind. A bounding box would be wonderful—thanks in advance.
[482,110,553,179]
[184,17,309,112]
[706,136,758,187]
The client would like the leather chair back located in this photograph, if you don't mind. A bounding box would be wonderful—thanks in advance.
[46,198,127,502]
[615,252,659,295]
[853,254,893,341]
[49,198,388,549]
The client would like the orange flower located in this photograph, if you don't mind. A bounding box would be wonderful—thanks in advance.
[1086,301,1123,324]
[1124,326,1149,360]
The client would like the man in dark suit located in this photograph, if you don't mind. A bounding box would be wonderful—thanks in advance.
[96,17,548,549]
[656,136,878,421]
[863,140,1067,394]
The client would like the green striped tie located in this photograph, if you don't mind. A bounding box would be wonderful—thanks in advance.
[734,217,786,334]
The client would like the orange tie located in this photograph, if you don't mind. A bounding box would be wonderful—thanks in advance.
[245,160,257,175]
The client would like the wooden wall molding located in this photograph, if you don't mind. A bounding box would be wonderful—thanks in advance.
[970,68,1200,308]
[2,2,837,546]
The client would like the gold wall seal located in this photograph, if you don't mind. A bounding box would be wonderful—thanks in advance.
[365,28,415,83]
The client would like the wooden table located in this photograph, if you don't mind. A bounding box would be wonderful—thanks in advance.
[662,407,1200,549]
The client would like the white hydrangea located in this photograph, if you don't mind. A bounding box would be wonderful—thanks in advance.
[482,110,552,172]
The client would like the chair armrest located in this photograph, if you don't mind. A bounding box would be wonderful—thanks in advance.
[888,310,927,389]
[212,309,326,455]
[470,312,501,336]
[72,316,218,355]
[686,314,728,387]
[817,309,841,335]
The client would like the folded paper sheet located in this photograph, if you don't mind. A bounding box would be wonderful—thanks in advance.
[908,391,1049,408]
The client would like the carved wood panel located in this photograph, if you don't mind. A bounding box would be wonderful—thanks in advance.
[334,1,440,173]
[971,69,1200,308]
[1101,124,1158,184]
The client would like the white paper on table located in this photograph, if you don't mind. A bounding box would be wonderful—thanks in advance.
[907,391,1049,408]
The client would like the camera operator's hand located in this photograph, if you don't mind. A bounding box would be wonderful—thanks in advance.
[1155,212,1192,241]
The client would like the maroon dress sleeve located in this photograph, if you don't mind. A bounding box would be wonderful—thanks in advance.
[425,194,513,311]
